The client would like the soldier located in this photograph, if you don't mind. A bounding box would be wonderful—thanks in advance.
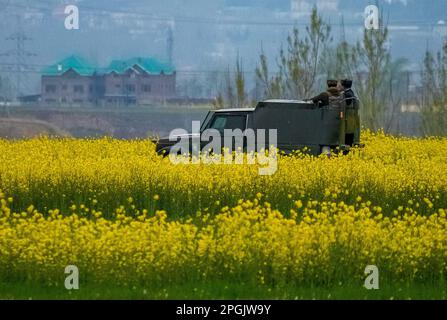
[340,79,360,146]
[340,79,355,106]
[310,80,341,107]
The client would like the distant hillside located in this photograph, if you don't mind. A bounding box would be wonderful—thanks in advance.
[0,106,208,139]
[0,118,69,138]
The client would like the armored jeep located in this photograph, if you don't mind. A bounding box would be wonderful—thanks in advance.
[155,98,361,156]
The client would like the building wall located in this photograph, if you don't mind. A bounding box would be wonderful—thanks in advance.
[103,71,137,105]
[137,73,176,104]
[103,71,176,105]
[42,70,176,106]
[41,71,101,106]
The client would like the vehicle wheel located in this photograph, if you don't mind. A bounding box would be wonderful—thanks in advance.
[321,146,331,157]
[157,147,171,157]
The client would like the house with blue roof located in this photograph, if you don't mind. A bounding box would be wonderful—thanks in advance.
[102,57,176,106]
[41,55,176,106]
[41,55,100,105]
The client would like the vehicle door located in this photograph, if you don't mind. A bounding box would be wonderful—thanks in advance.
[202,113,248,154]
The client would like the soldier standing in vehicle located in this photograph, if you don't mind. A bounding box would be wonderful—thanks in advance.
[340,79,355,106]
[310,80,341,107]
[340,79,360,146]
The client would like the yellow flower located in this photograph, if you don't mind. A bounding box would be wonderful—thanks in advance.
[0,131,445,289]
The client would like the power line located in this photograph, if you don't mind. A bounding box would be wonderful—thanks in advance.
[0,14,37,99]
[0,64,262,75]
[1,2,446,28]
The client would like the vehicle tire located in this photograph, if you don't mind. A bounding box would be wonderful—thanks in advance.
[157,147,171,157]
[321,146,331,157]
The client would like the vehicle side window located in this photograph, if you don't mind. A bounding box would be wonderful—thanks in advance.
[209,115,246,133]
[212,117,227,131]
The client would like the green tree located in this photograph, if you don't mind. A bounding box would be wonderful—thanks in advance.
[235,55,247,108]
[419,42,447,136]
[213,55,250,109]
[255,6,331,99]
[0,74,13,101]
[254,48,283,99]
[323,15,407,131]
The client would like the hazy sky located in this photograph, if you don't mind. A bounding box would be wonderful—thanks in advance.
[0,0,446,94]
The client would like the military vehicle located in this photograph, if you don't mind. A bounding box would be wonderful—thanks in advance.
[155,98,361,156]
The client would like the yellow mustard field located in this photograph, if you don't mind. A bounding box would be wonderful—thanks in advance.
[0,131,446,287]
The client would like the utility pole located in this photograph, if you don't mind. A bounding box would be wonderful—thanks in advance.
[0,15,37,101]
[165,25,174,107]
[167,25,174,66]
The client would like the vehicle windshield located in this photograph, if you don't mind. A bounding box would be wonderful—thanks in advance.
[209,114,247,134]
[200,111,215,132]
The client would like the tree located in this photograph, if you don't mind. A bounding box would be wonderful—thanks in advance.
[255,6,331,99]
[0,74,13,101]
[204,71,221,99]
[254,47,283,99]
[419,42,447,136]
[213,54,250,109]
[0,74,13,117]
[224,66,235,108]
[323,14,407,131]
[235,54,247,108]
[255,6,407,131]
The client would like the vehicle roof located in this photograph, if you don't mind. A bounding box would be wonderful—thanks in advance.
[215,108,255,113]
[214,100,314,113]
[262,99,313,104]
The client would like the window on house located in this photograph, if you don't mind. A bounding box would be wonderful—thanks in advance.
[142,84,151,92]
[126,84,136,93]
[45,85,57,93]
[74,85,84,94]
[62,85,67,91]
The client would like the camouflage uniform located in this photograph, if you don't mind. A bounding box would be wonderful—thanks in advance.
[311,87,341,107]
[344,89,360,145]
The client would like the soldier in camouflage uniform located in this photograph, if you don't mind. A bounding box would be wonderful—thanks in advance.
[310,80,341,107]
[340,79,360,146]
